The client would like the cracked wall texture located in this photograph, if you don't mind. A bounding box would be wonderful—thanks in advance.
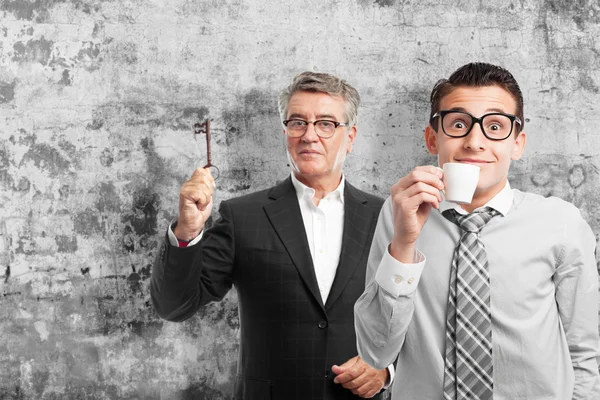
[1,0,600,398]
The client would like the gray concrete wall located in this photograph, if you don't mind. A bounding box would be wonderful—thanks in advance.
[0,0,599,398]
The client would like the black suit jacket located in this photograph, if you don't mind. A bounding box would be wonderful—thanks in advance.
[151,177,385,400]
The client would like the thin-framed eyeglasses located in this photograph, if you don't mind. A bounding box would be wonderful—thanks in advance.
[282,119,348,139]
[431,110,522,141]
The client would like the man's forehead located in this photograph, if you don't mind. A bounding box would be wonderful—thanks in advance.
[287,91,346,114]
[440,85,517,112]
[289,90,342,101]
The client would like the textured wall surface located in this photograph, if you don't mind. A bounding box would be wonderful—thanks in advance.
[1,0,599,398]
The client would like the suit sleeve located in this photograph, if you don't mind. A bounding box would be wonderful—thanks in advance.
[354,197,425,369]
[151,200,236,322]
[553,208,600,399]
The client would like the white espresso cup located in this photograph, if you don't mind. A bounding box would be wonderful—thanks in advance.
[442,162,480,204]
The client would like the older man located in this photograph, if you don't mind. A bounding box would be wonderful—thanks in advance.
[152,72,392,400]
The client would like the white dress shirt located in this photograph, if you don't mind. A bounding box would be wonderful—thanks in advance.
[355,182,600,399]
[290,173,345,304]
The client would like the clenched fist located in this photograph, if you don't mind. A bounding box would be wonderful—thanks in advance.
[173,167,215,241]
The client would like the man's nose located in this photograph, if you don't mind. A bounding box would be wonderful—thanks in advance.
[302,122,320,142]
[464,122,487,150]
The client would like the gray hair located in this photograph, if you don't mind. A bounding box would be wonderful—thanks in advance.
[278,71,360,127]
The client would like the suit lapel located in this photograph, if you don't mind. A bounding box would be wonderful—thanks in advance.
[263,177,325,309]
[325,183,375,310]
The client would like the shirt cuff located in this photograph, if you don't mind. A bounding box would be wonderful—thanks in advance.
[167,220,203,247]
[383,363,395,389]
[374,246,425,297]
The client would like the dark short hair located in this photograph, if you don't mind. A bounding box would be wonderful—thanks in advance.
[278,71,360,127]
[429,62,524,134]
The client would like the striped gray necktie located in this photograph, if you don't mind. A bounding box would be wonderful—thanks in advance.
[442,207,499,400]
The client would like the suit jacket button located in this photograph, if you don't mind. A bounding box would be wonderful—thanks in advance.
[318,320,328,329]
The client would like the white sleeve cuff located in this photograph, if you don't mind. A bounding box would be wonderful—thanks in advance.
[375,246,425,297]
[167,220,204,247]
[384,363,395,389]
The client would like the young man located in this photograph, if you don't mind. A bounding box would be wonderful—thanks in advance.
[354,62,600,399]
[152,72,393,400]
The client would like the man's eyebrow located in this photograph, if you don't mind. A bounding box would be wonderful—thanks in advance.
[485,107,510,114]
[286,113,340,120]
[315,113,338,120]
[446,107,468,113]
[446,107,510,114]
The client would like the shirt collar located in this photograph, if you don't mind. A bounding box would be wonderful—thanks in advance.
[290,173,345,204]
[439,180,513,216]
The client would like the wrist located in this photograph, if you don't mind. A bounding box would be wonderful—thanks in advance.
[389,238,417,263]
[173,222,201,242]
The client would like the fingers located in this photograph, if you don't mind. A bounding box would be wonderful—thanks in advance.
[332,356,361,384]
[391,166,444,210]
[396,180,443,206]
[388,166,444,262]
[332,357,386,398]
[175,168,216,240]
[181,167,215,209]
[393,165,443,193]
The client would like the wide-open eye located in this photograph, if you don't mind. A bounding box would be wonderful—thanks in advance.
[444,113,470,131]
[488,122,502,131]
[483,114,512,137]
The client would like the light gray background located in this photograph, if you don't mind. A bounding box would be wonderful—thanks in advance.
[1,0,599,398]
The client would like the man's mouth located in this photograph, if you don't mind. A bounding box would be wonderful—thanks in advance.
[300,149,320,155]
[455,158,491,165]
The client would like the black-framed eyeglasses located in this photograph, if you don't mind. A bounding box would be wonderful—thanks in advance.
[282,119,348,139]
[431,110,522,141]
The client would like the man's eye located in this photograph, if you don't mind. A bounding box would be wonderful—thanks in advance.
[486,121,505,131]
[318,121,335,128]
[289,120,306,128]
[452,121,466,129]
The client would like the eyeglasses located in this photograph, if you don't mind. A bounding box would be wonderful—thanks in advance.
[431,110,522,141]
[282,119,348,138]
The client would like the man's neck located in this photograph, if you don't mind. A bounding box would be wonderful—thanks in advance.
[293,172,343,206]
[462,180,507,213]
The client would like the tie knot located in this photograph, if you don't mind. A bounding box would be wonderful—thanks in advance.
[444,207,499,233]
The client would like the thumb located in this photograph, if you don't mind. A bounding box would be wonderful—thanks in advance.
[191,167,203,177]
[198,197,213,212]
[331,355,359,374]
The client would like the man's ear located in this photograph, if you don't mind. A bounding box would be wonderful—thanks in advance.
[425,125,439,155]
[511,131,526,160]
[346,126,357,154]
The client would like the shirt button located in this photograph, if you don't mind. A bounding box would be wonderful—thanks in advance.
[394,275,403,284]
[408,277,415,284]
[318,320,328,329]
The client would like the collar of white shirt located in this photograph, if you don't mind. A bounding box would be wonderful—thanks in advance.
[290,173,345,205]
[438,180,513,217]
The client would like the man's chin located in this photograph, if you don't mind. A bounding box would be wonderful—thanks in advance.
[293,162,325,176]
[294,170,324,177]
